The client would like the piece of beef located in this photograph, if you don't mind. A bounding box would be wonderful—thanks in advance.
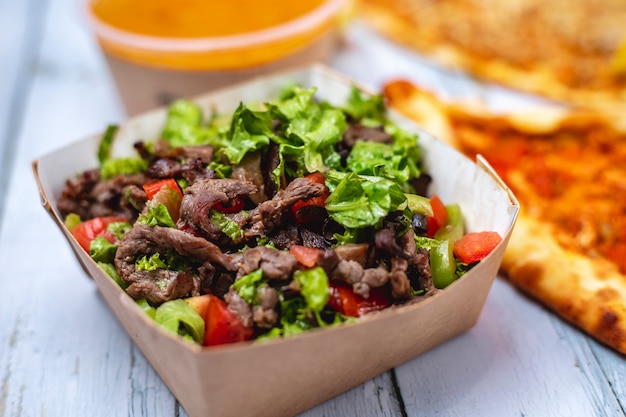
[236,246,297,280]
[153,139,214,164]
[342,125,393,149]
[224,289,253,328]
[146,158,214,185]
[177,178,257,243]
[58,169,145,221]
[268,224,302,249]
[262,142,283,199]
[231,151,267,204]
[114,224,234,304]
[247,176,325,237]
[251,285,280,328]
[333,243,370,265]
[224,284,279,330]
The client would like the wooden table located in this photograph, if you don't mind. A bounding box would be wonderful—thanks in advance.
[1,0,624,416]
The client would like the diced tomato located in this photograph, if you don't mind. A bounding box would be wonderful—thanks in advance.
[289,244,324,268]
[291,172,329,223]
[327,282,390,317]
[186,294,252,347]
[426,195,448,237]
[142,178,182,200]
[453,231,503,264]
[213,197,244,214]
[71,216,127,252]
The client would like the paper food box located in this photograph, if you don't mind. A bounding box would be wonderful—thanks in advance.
[33,64,519,417]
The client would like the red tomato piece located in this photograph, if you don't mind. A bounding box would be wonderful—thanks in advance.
[186,294,253,346]
[327,283,390,317]
[426,195,448,238]
[291,172,329,223]
[453,231,503,264]
[71,216,128,252]
[289,245,323,268]
[142,178,182,200]
[213,197,244,214]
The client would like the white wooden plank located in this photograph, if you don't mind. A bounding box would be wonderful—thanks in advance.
[392,278,622,417]
[300,373,404,417]
[2,2,626,417]
[0,0,170,415]
[0,0,45,220]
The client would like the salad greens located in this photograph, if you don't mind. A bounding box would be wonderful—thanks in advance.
[67,82,498,348]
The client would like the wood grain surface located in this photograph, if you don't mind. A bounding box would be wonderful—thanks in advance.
[0,0,624,416]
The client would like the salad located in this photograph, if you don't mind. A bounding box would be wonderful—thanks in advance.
[58,84,502,347]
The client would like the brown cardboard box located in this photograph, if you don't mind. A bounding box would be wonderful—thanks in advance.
[33,65,519,417]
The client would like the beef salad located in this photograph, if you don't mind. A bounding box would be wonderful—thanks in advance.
[58,84,502,346]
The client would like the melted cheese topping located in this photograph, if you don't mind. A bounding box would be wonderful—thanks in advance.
[454,117,626,274]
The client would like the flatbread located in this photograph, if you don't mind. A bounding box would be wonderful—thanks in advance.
[358,0,626,111]
[384,79,626,353]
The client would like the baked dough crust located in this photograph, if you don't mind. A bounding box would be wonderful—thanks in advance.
[359,0,626,111]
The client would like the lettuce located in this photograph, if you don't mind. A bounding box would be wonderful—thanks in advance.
[293,267,329,314]
[325,172,407,228]
[210,209,245,241]
[162,100,226,148]
[138,202,176,227]
[342,86,386,126]
[232,268,265,304]
[89,236,117,263]
[155,299,204,343]
[100,157,148,180]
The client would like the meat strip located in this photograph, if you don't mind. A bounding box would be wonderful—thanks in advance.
[114,224,235,303]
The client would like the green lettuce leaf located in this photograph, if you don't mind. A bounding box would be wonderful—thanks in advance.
[136,298,156,319]
[162,100,226,148]
[232,268,265,304]
[155,299,204,343]
[210,209,245,241]
[293,267,329,314]
[100,157,148,180]
[325,172,407,228]
[89,236,117,263]
[342,86,386,126]
[97,262,127,289]
[138,202,176,227]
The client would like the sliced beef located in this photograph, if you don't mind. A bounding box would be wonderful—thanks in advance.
[262,142,283,199]
[342,125,393,149]
[224,289,253,328]
[114,224,235,304]
[177,178,257,243]
[247,176,325,237]
[58,169,145,221]
[251,285,280,328]
[146,158,214,185]
[153,139,214,164]
[268,224,302,249]
[236,246,297,280]
[231,151,266,204]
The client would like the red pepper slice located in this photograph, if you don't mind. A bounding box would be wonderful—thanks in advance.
[185,294,253,347]
[213,197,244,214]
[71,216,128,252]
[143,178,182,200]
[326,282,390,317]
[453,231,502,264]
[289,244,324,268]
[426,194,448,238]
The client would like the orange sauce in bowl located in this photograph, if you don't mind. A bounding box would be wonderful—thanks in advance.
[91,0,326,38]
[88,0,343,70]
